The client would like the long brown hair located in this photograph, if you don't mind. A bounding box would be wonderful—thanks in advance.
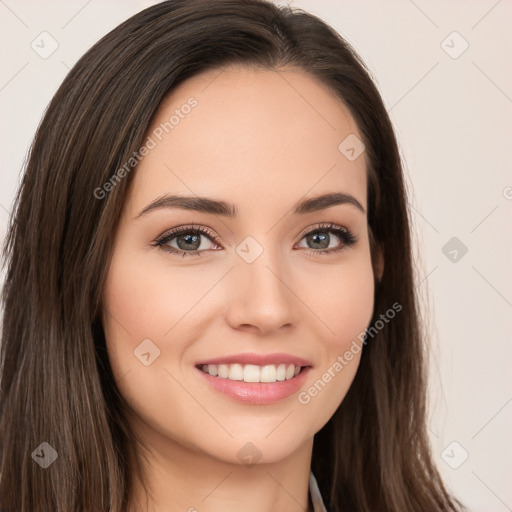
[1,1,466,510]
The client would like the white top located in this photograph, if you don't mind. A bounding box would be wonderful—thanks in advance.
[309,471,328,512]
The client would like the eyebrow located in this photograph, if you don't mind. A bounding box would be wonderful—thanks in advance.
[135,191,366,219]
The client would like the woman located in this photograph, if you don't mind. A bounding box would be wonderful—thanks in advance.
[0,0,467,511]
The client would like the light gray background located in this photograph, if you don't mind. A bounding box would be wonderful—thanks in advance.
[1,1,511,510]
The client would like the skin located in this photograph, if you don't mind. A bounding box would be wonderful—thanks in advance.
[102,65,383,512]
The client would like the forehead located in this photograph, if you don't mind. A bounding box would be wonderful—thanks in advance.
[127,66,367,218]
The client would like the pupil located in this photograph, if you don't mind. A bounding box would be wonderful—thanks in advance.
[178,233,200,250]
[309,232,329,249]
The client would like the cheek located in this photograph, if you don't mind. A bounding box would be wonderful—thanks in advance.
[100,249,172,387]
[292,253,374,427]
[296,252,375,349]
[100,250,205,440]
[333,263,375,346]
[100,248,229,394]
[102,250,208,345]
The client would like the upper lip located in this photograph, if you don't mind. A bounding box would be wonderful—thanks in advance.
[195,352,312,367]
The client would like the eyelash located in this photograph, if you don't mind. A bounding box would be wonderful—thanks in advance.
[152,222,357,258]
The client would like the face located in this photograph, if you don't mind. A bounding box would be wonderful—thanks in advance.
[102,65,379,466]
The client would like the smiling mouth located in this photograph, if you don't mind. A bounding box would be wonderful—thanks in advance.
[196,363,307,383]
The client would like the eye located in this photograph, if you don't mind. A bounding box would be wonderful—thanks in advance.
[152,225,221,257]
[295,222,357,256]
[152,222,357,258]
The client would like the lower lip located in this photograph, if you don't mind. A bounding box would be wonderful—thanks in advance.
[195,366,312,404]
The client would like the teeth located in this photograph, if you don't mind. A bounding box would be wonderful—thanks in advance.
[260,365,277,383]
[200,363,302,383]
[228,363,244,381]
[218,364,229,378]
[276,363,286,381]
[243,364,260,382]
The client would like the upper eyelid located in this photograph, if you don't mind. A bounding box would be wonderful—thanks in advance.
[156,225,218,243]
[296,223,349,239]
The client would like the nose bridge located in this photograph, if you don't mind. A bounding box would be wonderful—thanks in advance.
[227,234,295,331]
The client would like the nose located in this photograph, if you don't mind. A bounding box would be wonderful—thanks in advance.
[224,246,296,335]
